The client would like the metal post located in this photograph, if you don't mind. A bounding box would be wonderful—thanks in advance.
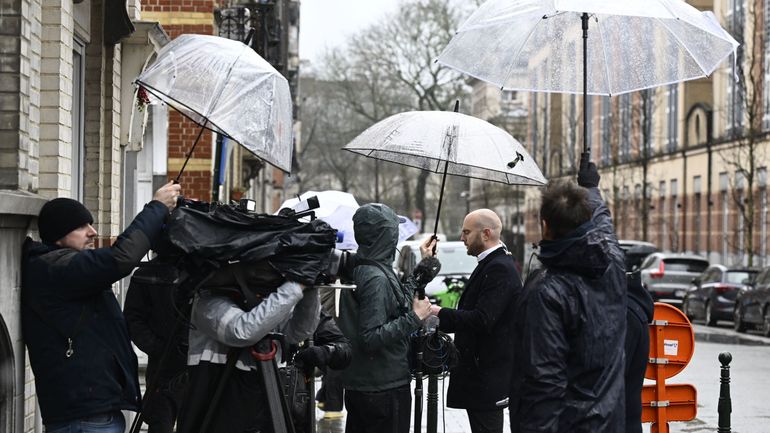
[718,352,732,433]
[426,374,439,433]
[582,12,589,156]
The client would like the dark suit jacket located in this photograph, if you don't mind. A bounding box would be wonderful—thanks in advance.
[437,247,522,411]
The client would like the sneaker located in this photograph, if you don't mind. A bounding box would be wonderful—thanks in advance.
[322,411,344,420]
[316,402,325,410]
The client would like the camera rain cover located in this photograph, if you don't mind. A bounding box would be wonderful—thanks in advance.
[165,203,337,285]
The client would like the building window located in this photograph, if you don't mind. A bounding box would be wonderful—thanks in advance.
[764,0,770,129]
[71,38,86,200]
[694,175,702,254]
[639,89,655,157]
[530,95,538,163]
[727,0,745,137]
[671,179,679,252]
[760,167,768,264]
[619,94,631,162]
[601,97,611,166]
[666,84,679,153]
[720,172,729,261]
[659,181,667,249]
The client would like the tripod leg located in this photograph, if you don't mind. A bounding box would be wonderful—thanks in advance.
[199,347,242,433]
[260,357,294,433]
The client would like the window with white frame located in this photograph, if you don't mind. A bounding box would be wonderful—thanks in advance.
[639,89,654,157]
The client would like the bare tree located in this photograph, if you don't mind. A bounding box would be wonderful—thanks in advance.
[717,0,767,266]
[299,0,470,227]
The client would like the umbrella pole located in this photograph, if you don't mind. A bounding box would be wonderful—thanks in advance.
[431,100,460,242]
[175,122,208,183]
[582,12,590,157]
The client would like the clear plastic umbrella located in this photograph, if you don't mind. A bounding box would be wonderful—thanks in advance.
[135,34,293,176]
[436,0,739,155]
[343,103,546,238]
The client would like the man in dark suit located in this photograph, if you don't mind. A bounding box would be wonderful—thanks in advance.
[429,209,522,433]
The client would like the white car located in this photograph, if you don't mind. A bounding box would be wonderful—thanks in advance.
[393,240,476,306]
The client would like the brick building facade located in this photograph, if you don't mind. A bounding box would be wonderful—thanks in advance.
[0,0,168,430]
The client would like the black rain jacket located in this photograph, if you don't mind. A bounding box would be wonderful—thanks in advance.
[510,187,627,433]
[22,201,168,424]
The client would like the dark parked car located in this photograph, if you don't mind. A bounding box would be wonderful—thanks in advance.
[639,253,709,303]
[733,266,770,335]
[619,240,659,271]
[682,265,757,326]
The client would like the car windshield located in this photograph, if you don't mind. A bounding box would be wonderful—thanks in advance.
[434,245,477,275]
[725,270,756,284]
[663,258,708,273]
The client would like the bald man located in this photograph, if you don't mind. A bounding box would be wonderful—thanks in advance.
[429,209,522,433]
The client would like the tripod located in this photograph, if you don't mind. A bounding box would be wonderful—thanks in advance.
[198,335,295,433]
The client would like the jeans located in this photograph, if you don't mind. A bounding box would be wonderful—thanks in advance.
[45,411,125,433]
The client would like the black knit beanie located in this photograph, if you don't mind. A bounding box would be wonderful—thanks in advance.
[38,198,94,244]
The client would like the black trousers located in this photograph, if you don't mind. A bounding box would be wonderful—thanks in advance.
[317,369,345,411]
[625,310,650,433]
[467,409,504,433]
[344,385,411,433]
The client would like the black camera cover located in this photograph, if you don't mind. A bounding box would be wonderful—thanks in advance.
[164,201,337,286]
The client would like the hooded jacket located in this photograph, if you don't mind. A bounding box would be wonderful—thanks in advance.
[337,203,423,392]
[21,200,168,424]
[510,187,627,433]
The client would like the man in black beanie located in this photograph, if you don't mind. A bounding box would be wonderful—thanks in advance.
[21,181,180,433]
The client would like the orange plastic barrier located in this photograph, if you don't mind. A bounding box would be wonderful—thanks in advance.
[641,302,697,433]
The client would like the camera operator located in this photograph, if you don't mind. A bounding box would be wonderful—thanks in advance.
[177,277,320,433]
[337,203,439,433]
[21,181,180,433]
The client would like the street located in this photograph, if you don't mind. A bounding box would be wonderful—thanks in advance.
[317,321,770,433]
[649,321,770,433]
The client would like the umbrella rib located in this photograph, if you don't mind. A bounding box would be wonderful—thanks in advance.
[655,17,710,74]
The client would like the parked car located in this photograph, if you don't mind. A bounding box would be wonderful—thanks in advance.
[618,240,659,271]
[682,265,757,326]
[733,266,770,335]
[639,252,709,303]
[394,241,477,308]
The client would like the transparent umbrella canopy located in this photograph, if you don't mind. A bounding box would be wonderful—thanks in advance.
[437,0,739,155]
[343,106,546,237]
[135,34,293,177]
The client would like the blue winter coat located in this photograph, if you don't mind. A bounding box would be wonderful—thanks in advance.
[21,200,168,424]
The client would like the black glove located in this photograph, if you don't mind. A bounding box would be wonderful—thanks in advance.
[412,256,441,287]
[577,152,600,188]
[295,346,329,370]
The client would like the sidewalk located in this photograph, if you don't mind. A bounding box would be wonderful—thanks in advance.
[315,376,511,433]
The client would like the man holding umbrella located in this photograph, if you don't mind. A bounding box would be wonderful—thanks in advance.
[509,157,626,433]
[429,209,521,433]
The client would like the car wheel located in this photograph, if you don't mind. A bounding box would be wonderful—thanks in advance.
[705,302,717,327]
[763,308,770,338]
[734,305,748,333]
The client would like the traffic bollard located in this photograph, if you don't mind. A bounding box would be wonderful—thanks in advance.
[718,352,732,433]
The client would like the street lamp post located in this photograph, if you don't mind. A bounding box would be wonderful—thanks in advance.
[460,190,470,215]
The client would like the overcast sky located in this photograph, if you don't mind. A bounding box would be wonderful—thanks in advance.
[298,0,400,64]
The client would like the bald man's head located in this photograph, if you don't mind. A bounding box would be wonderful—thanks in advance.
[460,209,503,256]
